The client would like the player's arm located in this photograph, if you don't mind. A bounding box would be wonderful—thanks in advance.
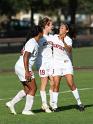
[23,51,32,82]
[63,39,72,53]
[61,35,72,53]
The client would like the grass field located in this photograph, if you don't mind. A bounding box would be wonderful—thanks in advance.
[0,71,93,124]
[0,47,93,71]
[0,47,93,124]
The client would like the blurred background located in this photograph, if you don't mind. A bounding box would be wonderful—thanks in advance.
[0,1,93,123]
[0,0,93,71]
[0,0,93,51]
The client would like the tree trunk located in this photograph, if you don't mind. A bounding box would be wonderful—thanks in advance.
[68,0,78,25]
[31,7,34,27]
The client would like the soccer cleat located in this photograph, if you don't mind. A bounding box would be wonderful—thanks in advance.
[22,110,35,115]
[50,102,58,111]
[42,103,52,113]
[6,101,17,115]
[77,104,85,111]
[52,108,60,112]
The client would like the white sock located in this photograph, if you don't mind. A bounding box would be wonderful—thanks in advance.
[23,94,34,111]
[72,88,82,105]
[49,90,53,105]
[52,92,59,108]
[11,90,26,106]
[40,91,47,105]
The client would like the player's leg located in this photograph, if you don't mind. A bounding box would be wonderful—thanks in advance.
[65,74,85,111]
[22,78,37,115]
[40,77,52,113]
[52,75,61,111]
[6,89,26,115]
[40,77,48,104]
[48,76,54,107]
[6,65,27,115]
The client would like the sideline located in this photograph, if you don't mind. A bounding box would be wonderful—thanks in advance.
[0,87,93,101]
[0,66,93,73]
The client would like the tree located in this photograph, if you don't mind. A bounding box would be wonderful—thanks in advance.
[68,0,78,25]
[1,0,93,27]
[77,0,93,14]
[0,0,18,19]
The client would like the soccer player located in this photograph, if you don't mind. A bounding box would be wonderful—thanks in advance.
[6,25,43,115]
[35,17,54,113]
[52,23,85,112]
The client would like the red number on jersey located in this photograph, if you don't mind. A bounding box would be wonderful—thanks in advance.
[40,70,45,75]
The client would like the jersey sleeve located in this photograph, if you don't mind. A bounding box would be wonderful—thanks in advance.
[65,36,72,46]
[25,39,35,53]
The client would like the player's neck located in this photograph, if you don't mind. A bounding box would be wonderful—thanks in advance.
[59,33,66,40]
[43,29,49,35]
[34,36,40,43]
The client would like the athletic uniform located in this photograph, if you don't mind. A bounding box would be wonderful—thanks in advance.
[35,34,54,77]
[15,38,39,81]
[52,34,73,76]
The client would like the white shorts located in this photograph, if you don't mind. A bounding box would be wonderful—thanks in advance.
[39,67,53,77]
[53,60,73,76]
[15,58,35,82]
[35,57,53,77]
[37,62,53,77]
[53,67,73,76]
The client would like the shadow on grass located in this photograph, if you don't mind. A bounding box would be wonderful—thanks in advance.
[56,104,93,112]
[32,104,93,113]
[33,108,44,113]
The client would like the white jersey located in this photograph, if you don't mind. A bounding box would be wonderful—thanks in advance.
[53,34,72,69]
[24,38,39,67]
[15,38,39,81]
[36,34,53,69]
[35,34,54,77]
[17,38,39,68]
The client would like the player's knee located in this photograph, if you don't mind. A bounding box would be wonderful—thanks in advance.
[50,83,54,89]
[34,85,37,93]
[29,85,37,95]
[69,83,76,90]
[54,84,59,91]
[33,85,37,93]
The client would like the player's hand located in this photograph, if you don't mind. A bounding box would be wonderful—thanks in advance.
[61,35,65,42]
[25,71,32,82]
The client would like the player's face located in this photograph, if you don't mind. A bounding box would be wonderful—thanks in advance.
[46,21,53,33]
[59,25,68,35]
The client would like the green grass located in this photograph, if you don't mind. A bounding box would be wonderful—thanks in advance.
[0,47,93,71]
[0,53,19,70]
[0,47,93,124]
[0,70,93,124]
[72,47,93,66]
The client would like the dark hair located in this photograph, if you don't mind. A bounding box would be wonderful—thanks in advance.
[38,17,52,29]
[26,25,43,42]
[60,22,69,31]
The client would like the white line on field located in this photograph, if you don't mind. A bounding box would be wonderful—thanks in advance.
[0,87,93,101]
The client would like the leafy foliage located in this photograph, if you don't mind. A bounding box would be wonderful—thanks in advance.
[78,0,93,14]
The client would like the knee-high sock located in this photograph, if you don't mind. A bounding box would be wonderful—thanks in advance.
[49,90,53,105]
[52,92,59,108]
[11,90,26,106]
[23,94,34,111]
[72,88,82,105]
[40,91,47,104]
